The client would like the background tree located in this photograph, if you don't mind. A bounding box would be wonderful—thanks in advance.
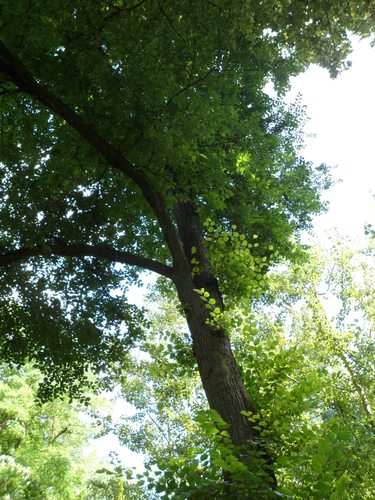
[242,237,375,498]
[0,1,374,493]
[0,362,145,499]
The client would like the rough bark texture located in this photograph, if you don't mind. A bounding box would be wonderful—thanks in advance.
[176,275,259,445]
[174,202,257,442]
[173,201,276,491]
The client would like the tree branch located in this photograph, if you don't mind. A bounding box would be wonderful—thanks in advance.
[0,41,185,266]
[50,426,69,443]
[313,293,373,419]
[166,67,216,106]
[339,352,373,419]
[0,243,174,279]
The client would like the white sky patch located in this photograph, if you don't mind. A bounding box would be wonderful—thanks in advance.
[287,37,375,244]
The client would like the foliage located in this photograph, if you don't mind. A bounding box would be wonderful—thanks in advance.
[0,362,142,499]
[242,238,375,498]
[1,0,370,389]
[114,301,204,458]
[202,220,279,304]
[0,1,374,495]
[87,471,145,500]
[113,300,272,497]
[114,238,374,498]
[0,363,90,497]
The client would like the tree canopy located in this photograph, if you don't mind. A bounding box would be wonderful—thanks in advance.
[0,0,374,495]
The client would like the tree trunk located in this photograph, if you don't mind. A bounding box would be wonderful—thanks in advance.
[173,202,276,491]
[175,274,259,445]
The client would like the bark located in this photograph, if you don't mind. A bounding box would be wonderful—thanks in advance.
[175,274,258,445]
[173,201,276,490]
[174,202,255,442]
[177,283,277,494]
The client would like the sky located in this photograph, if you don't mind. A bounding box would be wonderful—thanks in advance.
[91,36,375,471]
[287,36,375,244]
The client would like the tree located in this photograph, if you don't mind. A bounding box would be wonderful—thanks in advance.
[113,237,374,497]
[0,364,92,498]
[0,1,374,493]
[0,362,132,498]
[241,237,375,497]
[0,361,147,499]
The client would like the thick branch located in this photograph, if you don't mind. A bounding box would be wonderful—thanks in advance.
[50,426,69,443]
[0,41,184,264]
[0,243,174,279]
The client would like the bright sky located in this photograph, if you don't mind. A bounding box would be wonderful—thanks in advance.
[287,36,375,244]
[91,37,375,471]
